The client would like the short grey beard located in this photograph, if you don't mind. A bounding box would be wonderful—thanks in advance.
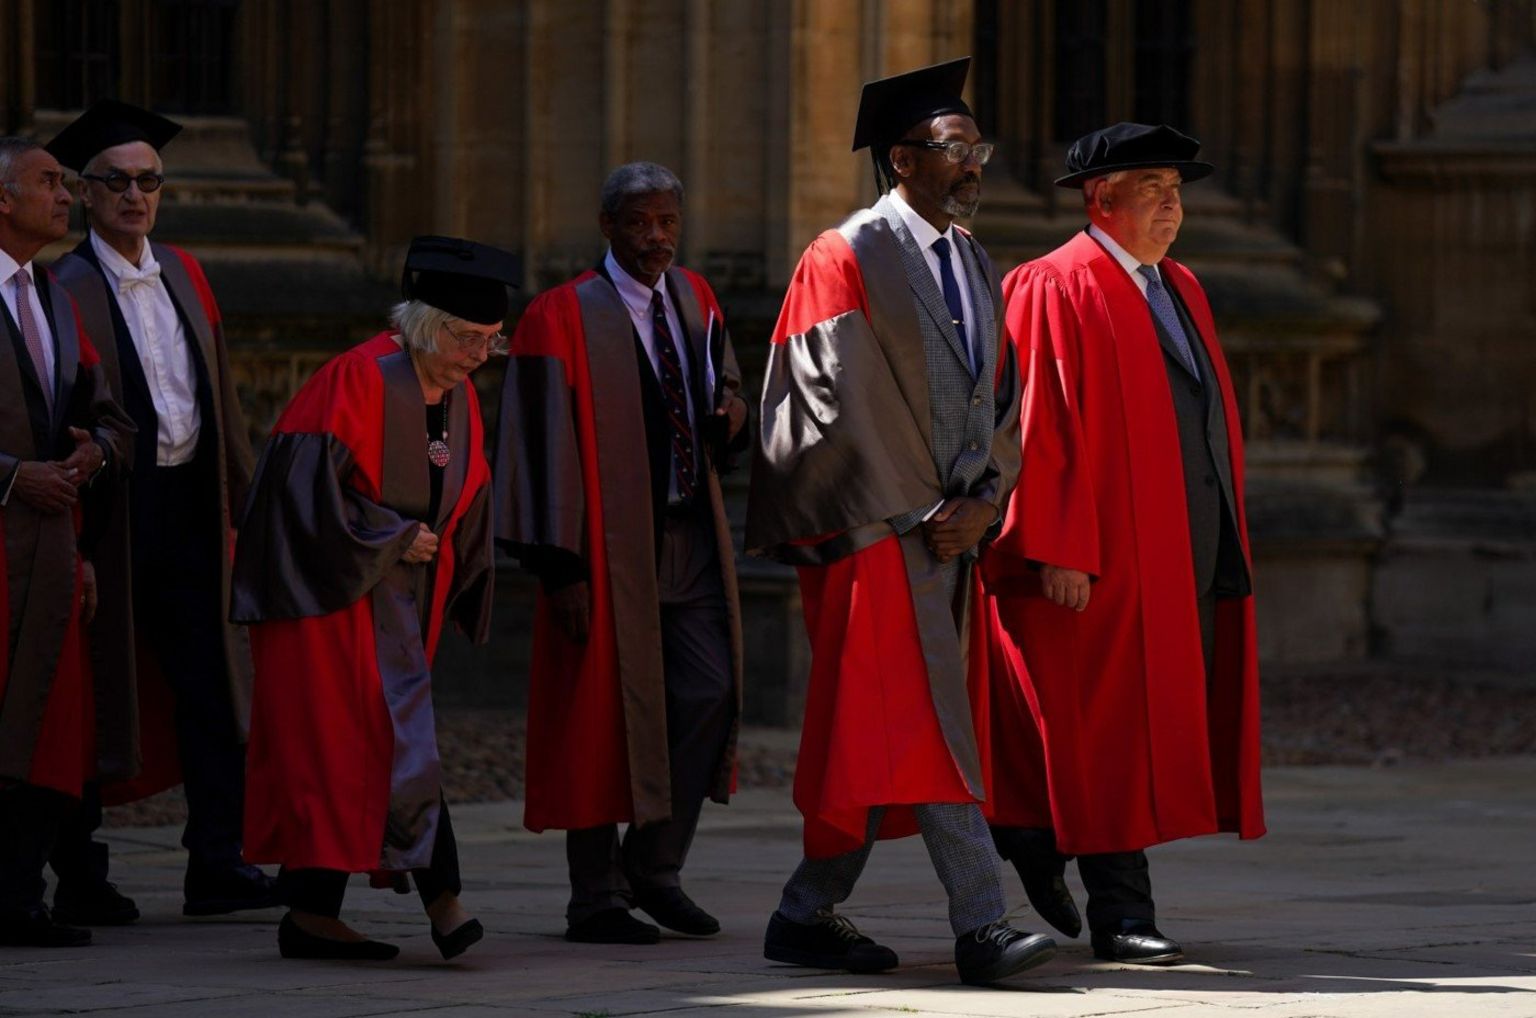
[940,191,980,218]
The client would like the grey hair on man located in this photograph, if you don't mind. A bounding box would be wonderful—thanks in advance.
[0,136,43,190]
[1082,169,1128,209]
[390,299,460,355]
[600,161,684,218]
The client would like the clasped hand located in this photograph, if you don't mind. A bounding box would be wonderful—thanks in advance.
[922,497,998,563]
[12,428,103,514]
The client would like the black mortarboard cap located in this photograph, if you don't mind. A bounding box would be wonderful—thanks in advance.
[45,99,183,172]
[401,235,520,325]
[1054,122,1214,188]
[852,57,973,153]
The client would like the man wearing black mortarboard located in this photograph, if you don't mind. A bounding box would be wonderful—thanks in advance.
[225,235,509,960]
[45,99,274,924]
[744,59,1054,986]
[981,123,1263,966]
[494,162,749,946]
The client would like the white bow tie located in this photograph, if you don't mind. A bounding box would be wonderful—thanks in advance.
[117,263,162,291]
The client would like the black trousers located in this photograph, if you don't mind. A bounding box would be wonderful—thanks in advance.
[280,802,462,919]
[52,456,247,884]
[565,508,734,924]
[0,784,74,913]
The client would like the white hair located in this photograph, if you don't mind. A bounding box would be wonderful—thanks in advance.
[1082,170,1128,208]
[389,300,457,355]
[0,136,41,192]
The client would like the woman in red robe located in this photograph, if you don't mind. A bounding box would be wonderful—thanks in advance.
[230,237,509,961]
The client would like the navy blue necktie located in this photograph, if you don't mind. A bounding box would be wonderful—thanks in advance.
[1136,264,1201,380]
[649,290,697,501]
[931,236,975,376]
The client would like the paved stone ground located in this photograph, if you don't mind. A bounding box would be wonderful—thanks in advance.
[4,759,1535,1017]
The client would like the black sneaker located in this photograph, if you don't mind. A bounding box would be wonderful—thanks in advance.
[763,909,898,973]
[954,920,1056,985]
[52,881,140,926]
[565,908,660,944]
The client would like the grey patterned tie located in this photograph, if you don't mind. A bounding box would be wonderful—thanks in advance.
[1136,264,1200,381]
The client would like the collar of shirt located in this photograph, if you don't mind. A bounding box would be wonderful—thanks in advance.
[888,189,956,253]
[1087,223,1156,296]
[603,248,670,321]
[0,246,29,290]
[91,230,161,288]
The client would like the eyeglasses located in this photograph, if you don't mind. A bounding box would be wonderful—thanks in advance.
[893,140,995,166]
[445,328,508,356]
[82,171,166,194]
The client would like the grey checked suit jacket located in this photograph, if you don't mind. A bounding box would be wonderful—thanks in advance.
[876,194,1002,538]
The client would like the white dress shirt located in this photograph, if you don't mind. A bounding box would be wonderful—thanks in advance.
[603,248,697,503]
[0,248,58,395]
[888,189,978,373]
[1088,223,1157,294]
[92,232,201,466]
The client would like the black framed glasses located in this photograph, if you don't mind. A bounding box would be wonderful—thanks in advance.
[893,140,995,166]
[81,171,165,194]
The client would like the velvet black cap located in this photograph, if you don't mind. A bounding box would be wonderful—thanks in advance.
[851,57,974,153]
[401,236,519,325]
[1054,122,1214,189]
[46,99,182,172]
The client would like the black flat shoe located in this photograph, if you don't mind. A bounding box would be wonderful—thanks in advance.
[1091,923,1184,965]
[955,921,1056,985]
[277,913,399,961]
[0,906,91,948]
[185,863,281,917]
[634,887,720,936]
[431,918,484,960]
[52,881,140,926]
[763,909,898,973]
[565,908,659,944]
[993,828,1082,939]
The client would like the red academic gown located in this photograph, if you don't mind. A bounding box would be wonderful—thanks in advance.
[499,267,744,835]
[981,230,1264,855]
[232,333,494,872]
[746,206,1021,860]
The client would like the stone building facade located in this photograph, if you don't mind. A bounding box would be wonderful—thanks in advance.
[2,0,1532,700]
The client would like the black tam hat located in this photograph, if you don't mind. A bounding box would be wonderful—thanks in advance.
[401,236,519,326]
[45,99,182,172]
[1054,122,1214,189]
[852,57,973,193]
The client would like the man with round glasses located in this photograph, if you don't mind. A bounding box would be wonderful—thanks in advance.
[45,100,275,925]
[746,57,1053,986]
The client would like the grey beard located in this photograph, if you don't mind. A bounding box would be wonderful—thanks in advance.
[940,190,980,218]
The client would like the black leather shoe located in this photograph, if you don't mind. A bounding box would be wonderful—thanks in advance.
[763,909,898,973]
[1091,923,1184,965]
[955,921,1056,985]
[0,906,92,948]
[565,908,660,944]
[431,917,484,960]
[52,881,140,926]
[634,886,720,936]
[184,862,280,917]
[277,913,399,961]
[993,828,1082,938]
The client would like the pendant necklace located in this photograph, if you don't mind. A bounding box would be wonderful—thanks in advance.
[427,392,452,468]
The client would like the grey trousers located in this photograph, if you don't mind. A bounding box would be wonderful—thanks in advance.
[566,508,734,924]
[779,802,1007,937]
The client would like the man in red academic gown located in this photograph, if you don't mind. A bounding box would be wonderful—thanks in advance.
[0,136,133,947]
[746,59,1055,987]
[46,99,270,925]
[982,123,1264,965]
[496,162,747,945]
